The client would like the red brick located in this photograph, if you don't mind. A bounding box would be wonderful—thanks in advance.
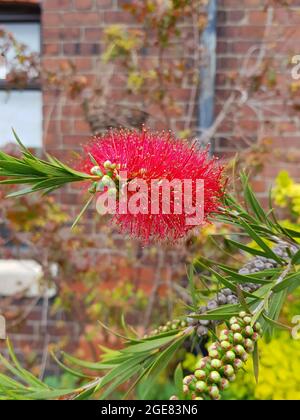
[74,0,93,10]
[42,12,63,27]
[43,43,61,55]
[63,12,100,26]
[84,28,103,42]
[97,0,113,8]
[44,0,72,9]
[74,120,91,133]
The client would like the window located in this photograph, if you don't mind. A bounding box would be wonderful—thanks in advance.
[0,4,42,148]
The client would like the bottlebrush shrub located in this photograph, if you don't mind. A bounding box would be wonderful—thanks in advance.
[0,131,300,400]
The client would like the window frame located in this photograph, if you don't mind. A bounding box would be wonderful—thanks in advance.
[0,3,41,90]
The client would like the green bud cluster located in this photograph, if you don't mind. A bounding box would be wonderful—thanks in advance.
[177,312,262,401]
[144,319,188,339]
[89,162,119,194]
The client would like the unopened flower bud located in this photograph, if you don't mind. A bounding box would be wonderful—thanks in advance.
[228,374,236,383]
[229,317,239,325]
[195,369,206,381]
[195,381,207,393]
[183,375,194,386]
[231,323,242,333]
[211,359,222,370]
[102,175,113,186]
[104,160,112,169]
[234,345,246,357]
[209,349,220,359]
[233,333,244,344]
[239,311,247,319]
[88,182,98,194]
[244,326,254,337]
[90,166,103,177]
[220,341,231,351]
[209,386,220,400]
[223,365,235,378]
[233,358,244,371]
[224,351,236,363]
[220,378,230,391]
[170,395,179,400]
[183,384,189,394]
[240,353,249,362]
[209,371,222,384]
[243,316,252,325]
[195,357,210,370]
[244,338,254,350]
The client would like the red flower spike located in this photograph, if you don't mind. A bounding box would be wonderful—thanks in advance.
[80,129,225,243]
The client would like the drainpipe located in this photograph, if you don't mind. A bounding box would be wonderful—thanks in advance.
[199,0,217,152]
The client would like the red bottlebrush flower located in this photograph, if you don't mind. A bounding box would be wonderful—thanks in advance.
[80,129,224,242]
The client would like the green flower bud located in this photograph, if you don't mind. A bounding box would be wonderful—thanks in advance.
[180,320,187,327]
[220,329,230,337]
[254,322,262,332]
[195,357,210,370]
[220,378,230,391]
[223,365,235,378]
[243,316,252,325]
[231,323,242,333]
[90,166,103,177]
[162,326,168,332]
[244,338,254,350]
[195,369,207,381]
[170,395,179,400]
[193,397,204,401]
[209,371,222,384]
[209,386,220,400]
[219,333,229,342]
[228,374,236,383]
[233,333,244,344]
[252,333,259,342]
[211,359,222,370]
[229,317,239,325]
[239,311,247,319]
[233,358,244,371]
[244,326,254,337]
[88,182,98,194]
[224,351,236,363]
[183,384,189,394]
[104,160,113,169]
[241,353,249,362]
[102,175,113,187]
[195,381,207,393]
[183,375,194,385]
[220,341,231,351]
[234,345,246,357]
[209,349,220,359]
[208,343,219,352]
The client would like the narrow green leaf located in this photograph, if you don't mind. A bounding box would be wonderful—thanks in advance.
[71,195,95,230]
[272,272,300,293]
[226,239,270,258]
[262,313,291,331]
[292,249,300,265]
[174,363,184,400]
[239,219,283,264]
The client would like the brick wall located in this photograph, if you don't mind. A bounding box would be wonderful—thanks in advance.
[215,0,300,196]
[1,0,300,374]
